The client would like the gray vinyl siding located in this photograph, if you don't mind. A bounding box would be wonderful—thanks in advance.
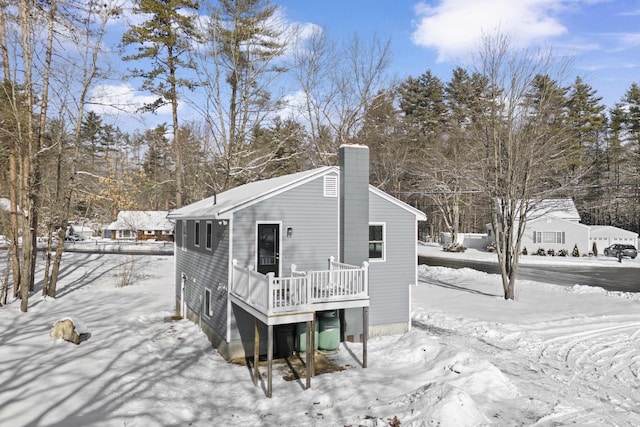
[229,173,340,341]
[231,172,340,274]
[368,192,417,326]
[174,219,230,339]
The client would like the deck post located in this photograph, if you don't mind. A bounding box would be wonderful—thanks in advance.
[253,319,259,386]
[305,321,311,389]
[311,313,316,377]
[267,325,273,398]
[363,306,369,368]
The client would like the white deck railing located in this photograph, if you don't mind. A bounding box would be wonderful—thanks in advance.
[231,257,369,315]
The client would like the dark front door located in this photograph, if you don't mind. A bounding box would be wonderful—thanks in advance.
[257,223,280,277]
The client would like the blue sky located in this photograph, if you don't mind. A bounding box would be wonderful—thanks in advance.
[96,0,640,132]
[277,0,639,107]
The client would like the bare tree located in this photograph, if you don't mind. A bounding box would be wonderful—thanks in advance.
[293,31,392,165]
[192,0,292,190]
[468,33,575,300]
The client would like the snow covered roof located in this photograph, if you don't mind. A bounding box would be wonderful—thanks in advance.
[168,167,337,220]
[167,167,426,221]
[589,225,639,238]
[528,198,580,222]
[106,211,173,231]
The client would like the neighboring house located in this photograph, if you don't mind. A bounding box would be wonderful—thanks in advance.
[68,224,93,240]
[589,226,638,255]
[105,211,174,241]
[167,145,426,395]
[489,198,638,255]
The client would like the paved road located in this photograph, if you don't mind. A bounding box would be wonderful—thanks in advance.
[418,255,640,293]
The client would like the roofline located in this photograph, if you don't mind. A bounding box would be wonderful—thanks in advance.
[369,186,427,220]
[168,167,338,220]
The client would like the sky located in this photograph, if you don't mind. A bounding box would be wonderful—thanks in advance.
[1,243,639,425]
[93,0,640,133]
[276,0,640,105]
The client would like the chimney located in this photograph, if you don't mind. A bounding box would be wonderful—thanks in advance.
[339,144,369,266]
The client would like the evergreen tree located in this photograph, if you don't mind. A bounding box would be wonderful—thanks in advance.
[397,70,447,139]
[354,89,411,194]
[122,0,201,208]
[195,0,289,189]
[566,76,606,224]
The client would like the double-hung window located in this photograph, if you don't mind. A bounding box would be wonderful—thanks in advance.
[194,221,200,247]
[181,220,187,251]
[369,223,385,261]
[206,221,212,250]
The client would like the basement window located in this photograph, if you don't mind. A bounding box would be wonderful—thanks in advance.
[204,288,212,317]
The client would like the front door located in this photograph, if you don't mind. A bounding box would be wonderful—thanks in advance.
[257,223,280,277]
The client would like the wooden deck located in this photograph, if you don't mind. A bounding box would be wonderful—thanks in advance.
[230,257,370,326]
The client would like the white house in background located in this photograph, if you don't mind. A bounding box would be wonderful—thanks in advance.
[105,211,174,241]
[589,226,638,255]
[490,198,638,256]
[68,224,93,240]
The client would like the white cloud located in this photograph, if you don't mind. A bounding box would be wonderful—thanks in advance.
[88,83,174,130]
[411,0,568,62]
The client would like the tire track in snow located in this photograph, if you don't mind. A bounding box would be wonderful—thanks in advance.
[531,319,640,425]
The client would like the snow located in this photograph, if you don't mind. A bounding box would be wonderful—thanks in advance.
[0,245,639,426]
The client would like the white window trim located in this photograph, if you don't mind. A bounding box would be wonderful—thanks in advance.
[206,221,213,250]
[204,288,212,318]
[181,220,187,251]
[369,222,386,262]
[194,221,200,247]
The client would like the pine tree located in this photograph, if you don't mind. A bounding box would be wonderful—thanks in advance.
[197,0,288,189]
[397,70,447,139]
[122,0,201,208]
[566,76,606,224]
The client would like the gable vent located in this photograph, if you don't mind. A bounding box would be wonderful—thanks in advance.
[324,175,338,197]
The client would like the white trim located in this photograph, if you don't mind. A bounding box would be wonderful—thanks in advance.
[205,220,213,250]
[204,288,212,318]
[255,221,283,277]
[324,175,338,197]
[194,220,200,247]
[181,220,187,252]
[369,186,427,221]
[226,219,233,343]
[368,222,386,262]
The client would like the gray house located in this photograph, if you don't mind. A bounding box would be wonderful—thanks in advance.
[167,145,425,394]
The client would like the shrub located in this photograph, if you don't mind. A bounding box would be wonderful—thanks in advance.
[521,247,528,255]
[547,248,555,256]
[557,249,568,257]
[486,243,496,252]
[443,243,466,253]
[592,241,598,257]
[535,248,546,256]
[572,244,580,257]
[115,256,139,287]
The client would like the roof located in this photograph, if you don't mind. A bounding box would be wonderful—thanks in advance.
[168,167,337,220]
[528,198,580,222]
[106,211,173,231]
[168,167,427,221]
[589,225,639,238]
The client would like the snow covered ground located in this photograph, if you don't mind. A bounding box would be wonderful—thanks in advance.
[0,245,638,426]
